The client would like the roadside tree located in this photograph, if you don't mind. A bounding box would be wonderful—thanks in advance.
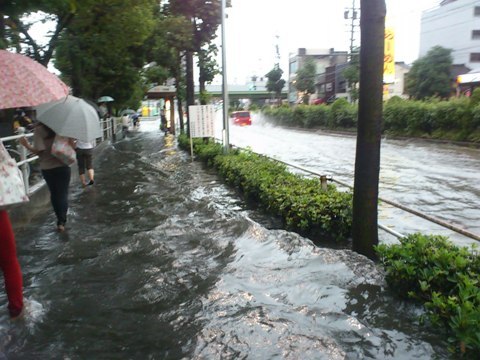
[352,0,386,260]
[265,65,286,105]
[295,58,316,104]
[406,46,453,100]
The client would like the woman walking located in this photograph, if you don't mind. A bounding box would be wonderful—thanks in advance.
[20,123,73,232]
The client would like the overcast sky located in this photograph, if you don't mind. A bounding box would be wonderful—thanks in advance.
[223,0,440,84]
[29,0,441,84]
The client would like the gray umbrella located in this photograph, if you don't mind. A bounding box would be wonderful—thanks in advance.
[120,108,136,116]
[35,95,102,142]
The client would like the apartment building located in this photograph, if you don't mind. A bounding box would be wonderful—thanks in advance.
[288,48,348,104]
[420,0,480,71]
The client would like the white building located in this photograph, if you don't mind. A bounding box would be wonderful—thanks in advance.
[419,0,480,71]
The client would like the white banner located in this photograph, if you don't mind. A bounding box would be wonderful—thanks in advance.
[189,105,215,138]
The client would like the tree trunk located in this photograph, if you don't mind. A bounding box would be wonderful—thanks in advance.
[177,96,184,132]
[0,14,6,49]
[352,0,386,260]
[185,50,195,136]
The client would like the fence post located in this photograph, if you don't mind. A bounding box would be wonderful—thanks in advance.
[320,175,328,191]
[101,118,105,141]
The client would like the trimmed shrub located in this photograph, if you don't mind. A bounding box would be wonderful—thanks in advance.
[329,98,357,128]
[376,234,480,357]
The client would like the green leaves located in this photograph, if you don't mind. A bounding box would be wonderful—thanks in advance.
[406,46,453,100]
[178,133,353,242]
[376,233,480,356]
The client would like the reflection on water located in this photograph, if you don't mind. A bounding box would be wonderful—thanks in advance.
[1,120,450,358]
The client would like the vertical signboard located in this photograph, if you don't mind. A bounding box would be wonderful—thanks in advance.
[384,27,395,84]
[189,105,215,138]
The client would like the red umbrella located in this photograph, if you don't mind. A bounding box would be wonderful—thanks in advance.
[0,50,69,109]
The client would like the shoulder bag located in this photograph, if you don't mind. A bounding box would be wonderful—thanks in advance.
[51,135,76,166]
[0,141,29,209]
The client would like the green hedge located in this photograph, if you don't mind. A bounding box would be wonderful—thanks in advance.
[263,97,480,142]
[178,133,353,241]
[376,234,480,357]
[178,133,479,356]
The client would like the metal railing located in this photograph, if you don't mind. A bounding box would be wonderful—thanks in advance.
[218,141,480,242]
[1,129,39,194]
[1,118,121,196]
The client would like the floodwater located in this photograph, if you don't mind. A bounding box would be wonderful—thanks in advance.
[218,113,480,247]
[0,118,471,358]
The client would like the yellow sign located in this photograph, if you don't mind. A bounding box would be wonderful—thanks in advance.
[384,27,395,84]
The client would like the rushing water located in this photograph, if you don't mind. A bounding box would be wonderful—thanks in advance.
[217,113,480,247]
[0,119,468,358]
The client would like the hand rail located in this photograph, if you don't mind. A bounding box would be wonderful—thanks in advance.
[1,131,38,194]
[216,139,480,242]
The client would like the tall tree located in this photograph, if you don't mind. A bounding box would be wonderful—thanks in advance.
[143,13,193,131]
[265,65,286,105]
[198,43,220,105]
[295,57,316,104]
[55,0,157,106]
[352,0,386,259]
[1,1,77,65]
[169,0,224,131]
[405,45,453,100]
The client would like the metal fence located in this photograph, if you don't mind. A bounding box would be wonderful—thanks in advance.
[1,117,121,196]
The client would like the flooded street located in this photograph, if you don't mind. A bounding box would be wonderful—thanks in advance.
[0,119,453,359]
[218,113,480,247]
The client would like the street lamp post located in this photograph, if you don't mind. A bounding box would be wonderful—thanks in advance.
[221,0,230,152]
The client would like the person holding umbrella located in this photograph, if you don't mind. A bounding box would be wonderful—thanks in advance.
[19,124,74,232]
[20,95,102,231]
[1,49,70,318]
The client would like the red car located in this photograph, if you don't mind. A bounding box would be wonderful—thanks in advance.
[231,111,252,126]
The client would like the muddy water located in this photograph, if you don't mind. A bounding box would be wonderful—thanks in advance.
[220,113,480,247]
[0,120,450,358]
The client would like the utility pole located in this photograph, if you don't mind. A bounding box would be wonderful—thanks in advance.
[344,0,360,56]
[221,0,229,152]
[344,0,360,103]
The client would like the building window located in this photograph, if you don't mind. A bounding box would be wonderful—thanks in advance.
[473,30,480,39]
[475,6,480,16]
[470,53,480,62]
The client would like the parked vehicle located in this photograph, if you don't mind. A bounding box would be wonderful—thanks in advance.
[231,111,251,126]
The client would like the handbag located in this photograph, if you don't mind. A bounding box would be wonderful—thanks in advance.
[51,135,76,166]
[0,141,29,209]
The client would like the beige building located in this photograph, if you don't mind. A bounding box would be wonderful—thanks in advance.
[384,62,411,99]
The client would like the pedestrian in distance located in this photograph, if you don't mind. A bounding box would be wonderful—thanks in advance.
[131,113,140,129]
[0,210,24,319]
[121,114,130,135]
[19,123,74,232]
[160,108,168,135]
[75,139,95,187]
[12,108,33,134]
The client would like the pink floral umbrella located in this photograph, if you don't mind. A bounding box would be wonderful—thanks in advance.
[0,50,69,109]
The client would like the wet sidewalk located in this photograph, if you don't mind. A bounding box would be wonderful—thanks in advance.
[1,121,450,359]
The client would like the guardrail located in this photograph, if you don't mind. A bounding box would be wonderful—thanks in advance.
[1,118,122,196]
[1,129,39,195]
[220,140,480,242]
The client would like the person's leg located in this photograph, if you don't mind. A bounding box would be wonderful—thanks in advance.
[84,150,94,185]
[76,149,87,186]
[42,166,71,230]
[0,210,23,318]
